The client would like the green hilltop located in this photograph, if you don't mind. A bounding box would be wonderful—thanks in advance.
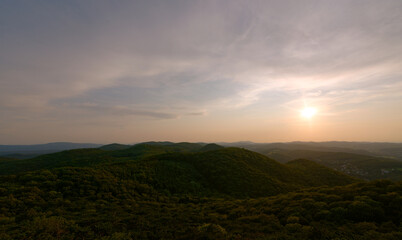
[0,143,357,197]
[99,143,131,151]
[0,142,401,239]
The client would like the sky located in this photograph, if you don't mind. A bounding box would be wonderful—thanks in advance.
[1,0,402,144]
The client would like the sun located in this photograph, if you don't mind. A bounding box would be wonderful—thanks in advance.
[301,107,317,119]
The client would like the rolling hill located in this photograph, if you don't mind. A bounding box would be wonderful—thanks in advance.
[99,143,132,151]
[0,142,103,159]
[0,142,400,239]
[264,149,402,181]
[0,142,205,175]
[0,143,357,198]
[225,141,402,159]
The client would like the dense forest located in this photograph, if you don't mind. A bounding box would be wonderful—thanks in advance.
[0,142,401,239]
[225,142,402,181]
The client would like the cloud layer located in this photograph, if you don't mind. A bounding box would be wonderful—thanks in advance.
[1,0,402,143]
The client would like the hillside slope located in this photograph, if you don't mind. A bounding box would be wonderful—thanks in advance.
[104,147,357,197]
[0,142,205,175]
[0,142,102,159]
[1,143,395,240]
[266,149,402,181]
[99,143,132,151]
[0,144,357,198]
[228,141,402,159]
[176,148,357,197]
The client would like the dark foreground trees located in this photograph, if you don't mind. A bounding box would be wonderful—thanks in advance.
[0,168,401,239]
[0,145,401,239]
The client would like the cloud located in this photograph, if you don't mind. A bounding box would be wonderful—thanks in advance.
[1,0,402,142]
[2,1,402,105]
[55,102,179,120]
[185,111,207,116]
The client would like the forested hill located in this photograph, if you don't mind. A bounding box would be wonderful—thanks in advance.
[265,149,402,181]
[0,144,357,197]
[0,142,204,175]
[0,142,401,239]
[226,141,402,159]
[0,156,16,163]
[0,142,103,159]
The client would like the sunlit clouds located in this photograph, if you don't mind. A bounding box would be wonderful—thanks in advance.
[1,0,402,144]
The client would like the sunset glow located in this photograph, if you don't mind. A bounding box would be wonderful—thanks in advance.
[1,1,402,144]
[2,2,402,239]
[301,107,318,119]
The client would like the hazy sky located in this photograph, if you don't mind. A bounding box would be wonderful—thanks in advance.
[1,0,402,144]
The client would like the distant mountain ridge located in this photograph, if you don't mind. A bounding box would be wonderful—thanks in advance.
[0,142,102,152]
[3,140,402,159]
[0,142,103,158]
[0,142,208,175]
[2,141,402,181]
[222,141,402,159]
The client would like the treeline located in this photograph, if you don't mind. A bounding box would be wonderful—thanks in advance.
[0,144,401,239]
[0,167,401,239]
